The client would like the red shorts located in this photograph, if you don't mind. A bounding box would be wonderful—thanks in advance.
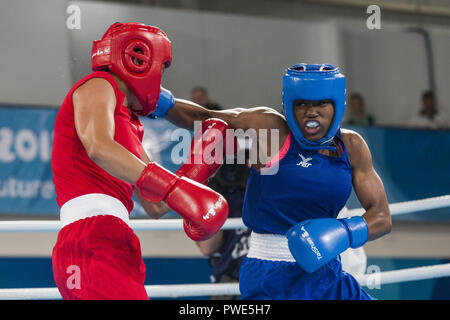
[52,215,148,300]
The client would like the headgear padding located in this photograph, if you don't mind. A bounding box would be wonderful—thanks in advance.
[282,63,346,151]
[91,22,172,116]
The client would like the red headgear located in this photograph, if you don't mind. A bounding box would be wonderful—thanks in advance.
[91,22,172,116]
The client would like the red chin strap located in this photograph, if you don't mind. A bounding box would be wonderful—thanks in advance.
[91,22,172,116]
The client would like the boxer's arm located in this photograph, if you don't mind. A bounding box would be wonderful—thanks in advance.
[344,129,392,241]
[166,98,282,132]
[134,189,171,219]
[133,146,171,219]
[196,230,225,256]
[166,99,288,169]
[73,77,146,185]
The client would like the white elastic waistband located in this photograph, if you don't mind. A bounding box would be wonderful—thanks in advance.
[60,194,130,228]
[247,232,296,262]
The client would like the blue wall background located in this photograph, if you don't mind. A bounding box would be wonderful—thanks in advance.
[0,106,58,214]
[1,106,449,220]
[345,125,450,221]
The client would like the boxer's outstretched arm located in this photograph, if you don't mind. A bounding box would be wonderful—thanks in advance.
[165,98,290,170]
[343,129,392,241]
[166,98,281,132]
[73,77,146,185]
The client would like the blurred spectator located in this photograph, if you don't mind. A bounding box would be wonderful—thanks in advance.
[190,86,222,111]
[346,93,375,126]
[409,90,449,129]
[196,158,251,300]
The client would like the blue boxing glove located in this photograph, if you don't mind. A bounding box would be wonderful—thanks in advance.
[148,87,175,119]
[286,216,368,273]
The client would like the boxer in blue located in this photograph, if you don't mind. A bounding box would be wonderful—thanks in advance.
[152,63,392,300]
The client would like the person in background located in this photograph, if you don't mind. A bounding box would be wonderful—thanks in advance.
[191,86,222,111]
[409,90,449,129]
[346,93,375,126]
[196,147,251,300]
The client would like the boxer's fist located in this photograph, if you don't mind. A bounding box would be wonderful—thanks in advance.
[176,118,237,184]
[148,87,175,119]
[136,162,229,241]
[136,162,178,202]
[166,177,229,241]
[286,217,368,273]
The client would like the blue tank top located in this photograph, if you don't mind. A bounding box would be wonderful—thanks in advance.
[243,130,352,235]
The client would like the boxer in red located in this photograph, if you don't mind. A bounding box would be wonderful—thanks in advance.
[51,22,230,300]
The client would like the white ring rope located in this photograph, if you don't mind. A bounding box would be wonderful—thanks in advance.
[0,195,448,299]
[346,194,450,217]
[0,195,449,233]
[0,263,449,300]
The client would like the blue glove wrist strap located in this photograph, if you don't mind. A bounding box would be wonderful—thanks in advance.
[148,88,175,119]
[339,216,369,248]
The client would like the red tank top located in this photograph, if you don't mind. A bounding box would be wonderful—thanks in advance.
[51,71,144,213]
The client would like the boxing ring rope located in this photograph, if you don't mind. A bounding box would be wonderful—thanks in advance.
[0,195,449,232]
[0,263,449,299]
[0,194,449,299]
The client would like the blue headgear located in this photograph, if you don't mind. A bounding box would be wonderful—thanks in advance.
[282,63,346,151]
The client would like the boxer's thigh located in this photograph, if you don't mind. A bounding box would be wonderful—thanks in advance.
[52,215,147,300]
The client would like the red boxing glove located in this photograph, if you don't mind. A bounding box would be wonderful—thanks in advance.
[166,177,229,241]
[136,162,178,202]
[176,118,237,184]
[136,162,229,241]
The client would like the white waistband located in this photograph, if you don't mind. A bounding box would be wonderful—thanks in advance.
[60,194,130,228]
[247,232,296,262]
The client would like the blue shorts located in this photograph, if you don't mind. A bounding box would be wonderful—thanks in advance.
[239,256,374,300]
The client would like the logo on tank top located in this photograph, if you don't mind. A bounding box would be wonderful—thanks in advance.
[297,153,313,168]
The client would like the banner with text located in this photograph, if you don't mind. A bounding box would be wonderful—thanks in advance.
[0,107,449,220]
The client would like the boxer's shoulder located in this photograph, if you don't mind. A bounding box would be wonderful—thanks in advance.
[340,128,366,149]
[74,75,115,97]
[72,76,118,111]
[340,128,371,167]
